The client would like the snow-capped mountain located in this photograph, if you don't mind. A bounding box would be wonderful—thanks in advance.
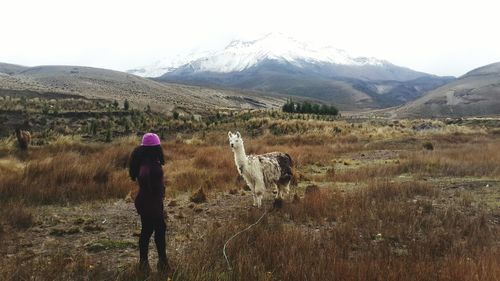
[130,33,453,110]
[173,33,389,74]
[127,60,183,78]
[128,33,390,77]
[127,49,212,77]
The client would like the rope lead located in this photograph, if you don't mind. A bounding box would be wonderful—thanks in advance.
[222,209,269,270]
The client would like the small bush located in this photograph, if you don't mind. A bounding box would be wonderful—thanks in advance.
[423,141,434,150]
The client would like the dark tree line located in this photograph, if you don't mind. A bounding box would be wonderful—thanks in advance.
[282,99,339,116]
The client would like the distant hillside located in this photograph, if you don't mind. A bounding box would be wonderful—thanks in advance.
[0,62,28,75]
[0,64,284,114]
[395,62,500,117]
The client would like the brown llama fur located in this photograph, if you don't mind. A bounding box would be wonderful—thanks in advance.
[15,128,31,151]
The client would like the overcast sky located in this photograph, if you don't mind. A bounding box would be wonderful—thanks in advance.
[1,0,499,77]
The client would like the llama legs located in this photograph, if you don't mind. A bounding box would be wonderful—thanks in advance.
[252,193,258,207]
[284,182,291,199]
[252,191,264,208]
[256,192,263,208]
[254,180,265,208]
[272,184,279,199]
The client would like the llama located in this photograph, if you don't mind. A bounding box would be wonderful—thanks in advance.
[228,131,294,208]
[15,128,31,151]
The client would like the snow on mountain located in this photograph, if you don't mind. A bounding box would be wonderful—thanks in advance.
[126,60,179,78]
[128,33,388,77]
[189,33,387,73]
[127,49,213,77]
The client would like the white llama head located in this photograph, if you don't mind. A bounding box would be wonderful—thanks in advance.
[228,131,243,150]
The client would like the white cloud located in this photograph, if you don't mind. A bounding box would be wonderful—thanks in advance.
[1,0,499,76]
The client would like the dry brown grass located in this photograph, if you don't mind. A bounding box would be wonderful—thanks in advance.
[0,252,180,281]
[399,139,500,177]
[0,134,238,204]
[169,145,237,192]
[330,164,402,182]
[331,134,500,183]
[0,134,263,203]
[0,252,114,281]
[0,144,135,204]
[173,181,499,281]
[1,125,499,204]
[0,117,499,280]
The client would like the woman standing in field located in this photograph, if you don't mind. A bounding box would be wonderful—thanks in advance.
[128,133,170,274]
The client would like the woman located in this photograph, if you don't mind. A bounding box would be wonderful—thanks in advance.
[128,133,170,274]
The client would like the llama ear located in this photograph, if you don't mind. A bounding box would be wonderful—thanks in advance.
[236,131,241,138]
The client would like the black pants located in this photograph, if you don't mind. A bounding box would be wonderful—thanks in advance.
[139,213,167,264]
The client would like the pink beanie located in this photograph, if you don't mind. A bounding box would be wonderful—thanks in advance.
[141,133,161,146]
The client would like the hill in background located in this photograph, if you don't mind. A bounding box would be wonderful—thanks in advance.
[0,63,284,114]
[395,62,500,117]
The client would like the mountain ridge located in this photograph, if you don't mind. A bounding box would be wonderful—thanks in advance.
[394,62,500,117]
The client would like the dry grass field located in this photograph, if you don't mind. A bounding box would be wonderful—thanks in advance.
[0,114,499,281]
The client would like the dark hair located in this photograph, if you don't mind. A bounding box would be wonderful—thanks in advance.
[128,145,165,180]
[137,145,165,165]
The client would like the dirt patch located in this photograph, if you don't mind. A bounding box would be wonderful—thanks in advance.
[0,190,271,272]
